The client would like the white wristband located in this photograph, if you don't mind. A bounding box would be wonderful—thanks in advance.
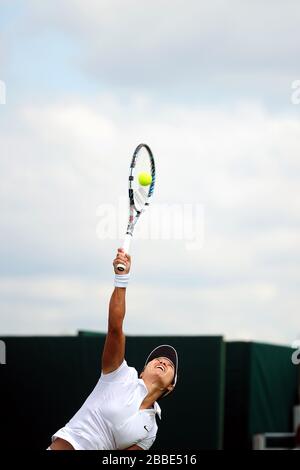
[114,273,130,288]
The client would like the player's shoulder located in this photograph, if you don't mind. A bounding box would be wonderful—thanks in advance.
[100,360,138,382]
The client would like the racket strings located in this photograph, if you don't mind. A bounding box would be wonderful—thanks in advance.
[133,185,148,212]
[132,150,152,212]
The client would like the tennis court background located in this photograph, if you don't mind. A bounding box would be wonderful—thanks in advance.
[224,341,299,449]
[0,334,298,449]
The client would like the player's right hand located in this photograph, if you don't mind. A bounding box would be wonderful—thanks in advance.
[113,248,131,275]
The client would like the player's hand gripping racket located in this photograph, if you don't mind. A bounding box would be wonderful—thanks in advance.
[117,143,156,272]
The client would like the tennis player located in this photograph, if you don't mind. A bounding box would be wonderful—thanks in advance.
[48,248,178,450]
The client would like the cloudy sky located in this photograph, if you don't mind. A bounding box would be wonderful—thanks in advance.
[0,0,300,344]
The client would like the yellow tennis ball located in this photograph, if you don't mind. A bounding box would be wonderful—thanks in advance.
[138,172,152,186]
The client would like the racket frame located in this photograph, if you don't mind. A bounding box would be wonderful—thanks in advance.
[116,144,155,272]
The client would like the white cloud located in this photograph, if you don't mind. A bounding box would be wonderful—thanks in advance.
[10,0,299,101]
[0,275,298,346]
[1,94,300,344]
[1,1,300,343]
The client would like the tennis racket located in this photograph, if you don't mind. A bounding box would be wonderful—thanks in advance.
[117,143,156,272]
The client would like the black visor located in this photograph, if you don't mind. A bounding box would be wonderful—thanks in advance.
[144,345,178,395]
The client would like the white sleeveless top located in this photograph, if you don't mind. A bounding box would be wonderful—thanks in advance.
[52,360,161,450]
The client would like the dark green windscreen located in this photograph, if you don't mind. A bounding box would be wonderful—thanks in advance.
[0,335,225,450]
[224,341,299,449]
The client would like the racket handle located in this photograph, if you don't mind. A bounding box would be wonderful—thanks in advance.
[116,234,132,272]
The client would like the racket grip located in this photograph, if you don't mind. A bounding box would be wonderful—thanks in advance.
[116,234,132,272]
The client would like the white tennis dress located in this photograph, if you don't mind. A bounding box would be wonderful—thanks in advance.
[52,360,161,450]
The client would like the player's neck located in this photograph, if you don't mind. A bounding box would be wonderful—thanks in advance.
[140,379,164,407]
